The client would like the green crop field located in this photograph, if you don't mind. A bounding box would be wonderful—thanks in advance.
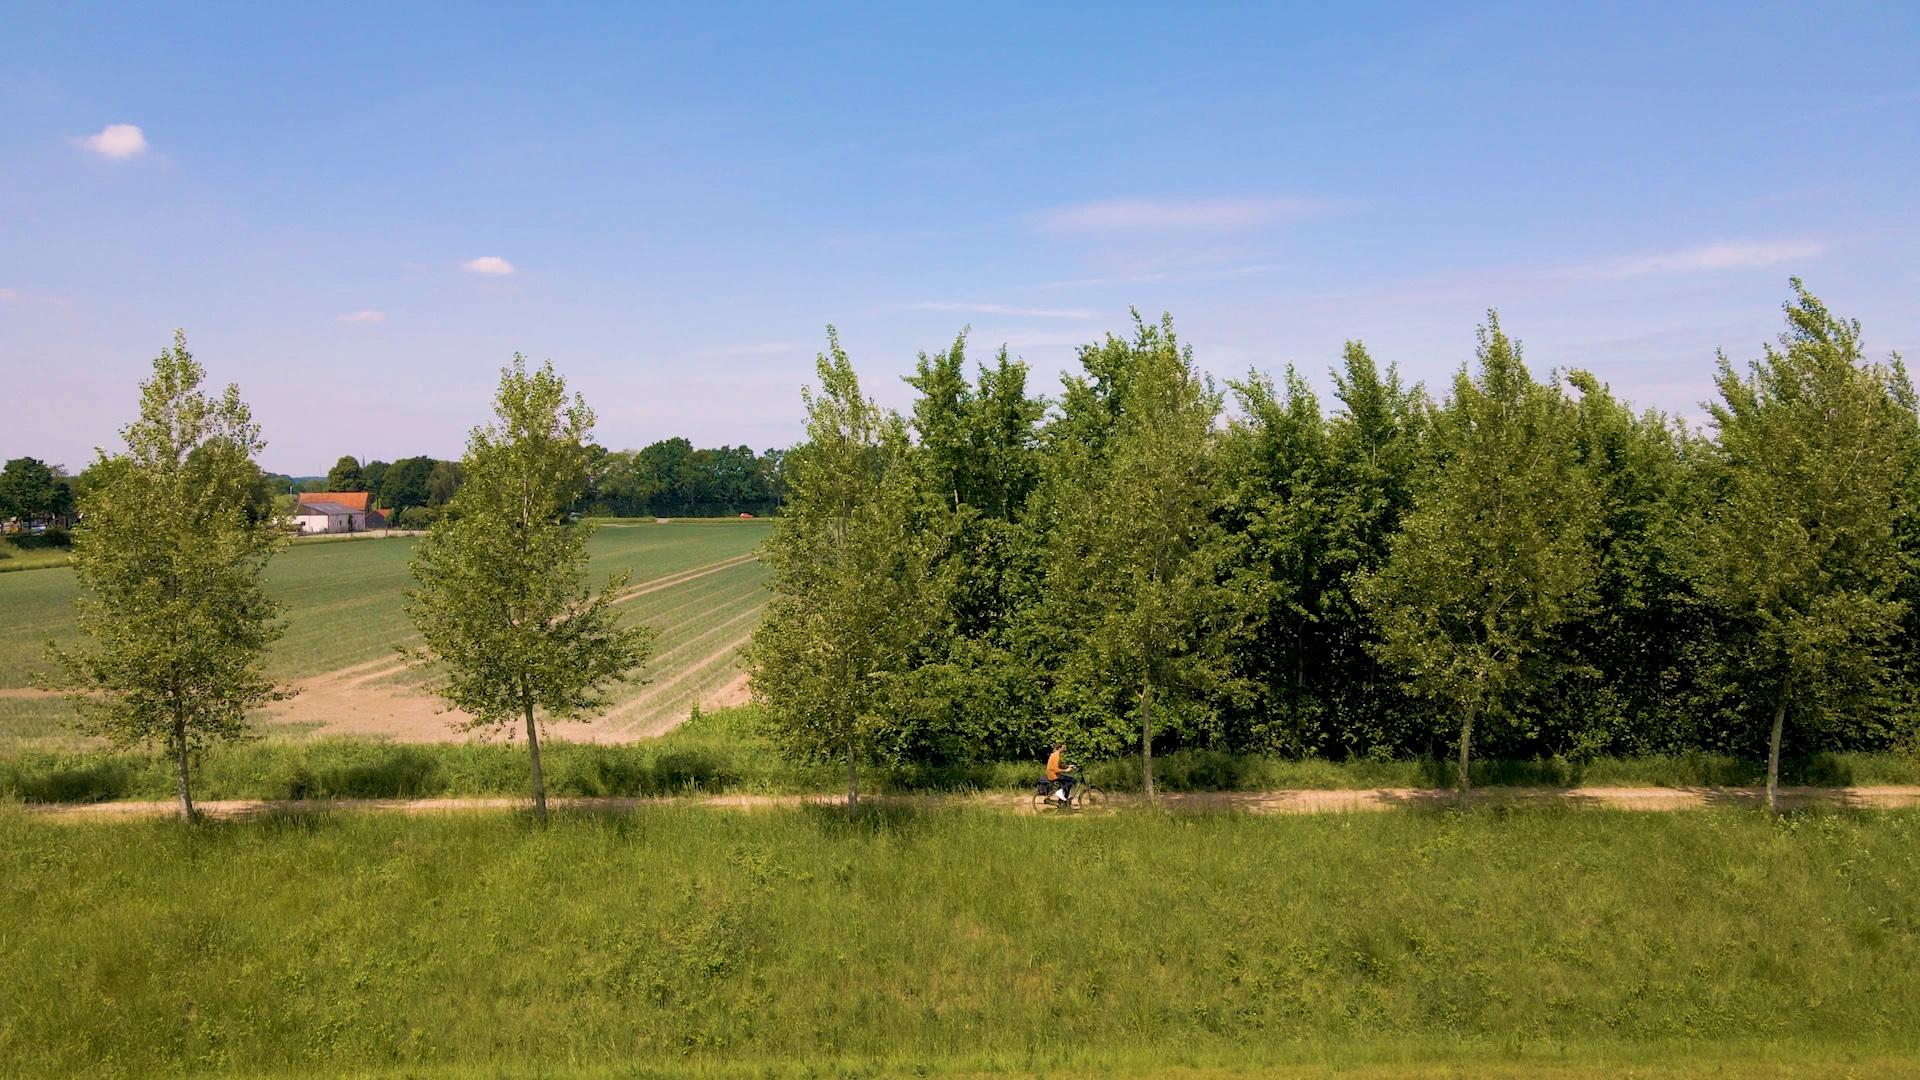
[0,521,770,749]
[2,805,1916,1078]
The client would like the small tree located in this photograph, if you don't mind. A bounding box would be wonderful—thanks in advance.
[49,331,287,820]
[1359,315,1597,789]
[1038,315,1231,798]
[405,357,650,820]
[326,455,366,491]
[1694,281,1908,810]
[750,330,923,810]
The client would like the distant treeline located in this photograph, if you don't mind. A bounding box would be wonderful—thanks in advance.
[580,439,785,518]
[296,440,784,521]
[755,283,1920,790]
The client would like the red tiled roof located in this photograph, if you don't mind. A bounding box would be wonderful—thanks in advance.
[298,492,372,512]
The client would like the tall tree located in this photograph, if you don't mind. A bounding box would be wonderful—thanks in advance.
[0,457,66,526]
[1693,282,1909,810]
[361,460,390,499]
[425,459,464,506]
[326,455,366,491]
[1359,315,1598,789]
[751,329,924,810]
[1037,315,1232,798]
[379,455,434,514]
[48,331,287,820]
[405,357,651,821]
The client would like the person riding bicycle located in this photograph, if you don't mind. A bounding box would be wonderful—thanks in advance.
[1046,742,1076,803]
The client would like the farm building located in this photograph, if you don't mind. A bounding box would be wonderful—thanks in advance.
[295,491,383,534]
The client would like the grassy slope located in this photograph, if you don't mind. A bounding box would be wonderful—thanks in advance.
[2,806,1915,1077]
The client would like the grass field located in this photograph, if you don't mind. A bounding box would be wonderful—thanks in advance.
[2,804,1915,1077]
[0,520,770,749]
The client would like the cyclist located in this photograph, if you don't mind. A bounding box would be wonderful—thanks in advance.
[1046,741,1076,804]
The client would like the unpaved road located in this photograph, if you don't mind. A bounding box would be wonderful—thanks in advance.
[24,785,1920,821]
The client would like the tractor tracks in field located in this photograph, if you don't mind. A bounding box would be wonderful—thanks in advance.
[286,552,763,694]
[26,785,1920,822]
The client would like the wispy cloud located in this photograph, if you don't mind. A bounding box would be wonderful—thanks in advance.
[903,301,1097,319]
[702,341,812,358]
[995,328,1105,349]
[0,288,17,302]
[337,310,387,324]
[1563,241,1824,281]
[461,256,515,275]
[72,123,148,160]
[1034,196,1340,233]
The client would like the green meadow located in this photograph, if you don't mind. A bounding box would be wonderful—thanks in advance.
[2,805,1915,1078]
[0,520,770,749]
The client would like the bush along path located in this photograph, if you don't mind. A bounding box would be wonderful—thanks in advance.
[22,784,1920,820]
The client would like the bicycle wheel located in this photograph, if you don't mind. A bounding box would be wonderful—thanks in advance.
[1073,785,1105,810]
[1031,790,1054,813]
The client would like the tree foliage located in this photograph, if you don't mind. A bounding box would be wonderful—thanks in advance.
[1692,281,1911,808]
[325,455,366,491]
[48,331,287,819]
[0,457,71,526]
[405,357,651,819]
[749,330,925,808]
[1358,316,1599,787]
[749,286,1920,786]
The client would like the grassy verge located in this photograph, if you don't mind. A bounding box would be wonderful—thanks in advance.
[0,545,72,572]
[3,706,1918,803]
[2,806,1915,1077]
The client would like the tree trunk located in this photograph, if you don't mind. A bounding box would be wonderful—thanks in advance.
[524,694,548,823]
[1456,698,1477,793]
[172,717,194,822]
[1767,693,1787,814]
[846,745,859,814]
[1140,678,1157,801]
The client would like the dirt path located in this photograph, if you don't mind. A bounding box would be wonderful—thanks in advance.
[26,785,1920,821]
[704,671,751,709]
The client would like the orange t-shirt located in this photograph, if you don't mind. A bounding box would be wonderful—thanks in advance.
[1046,749,1065,781]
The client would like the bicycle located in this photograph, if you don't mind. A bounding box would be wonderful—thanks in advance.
[1030,773,1105,812]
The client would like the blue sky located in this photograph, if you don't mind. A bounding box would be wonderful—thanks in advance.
[3,2,1917,474]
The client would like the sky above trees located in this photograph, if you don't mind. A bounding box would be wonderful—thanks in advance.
[2,2,1917,473]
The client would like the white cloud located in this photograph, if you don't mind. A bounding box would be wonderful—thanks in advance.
[73,123,148,159]
[337,310,387,324]
[904,301,1097,319]
[1034,196,1338,233]
[0,288,17,302]
[1565,241,1824,281]
[461,256,515,275]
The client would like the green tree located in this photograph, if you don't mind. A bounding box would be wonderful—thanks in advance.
[48,331,287,820]
[1036,315,1233,798]
[0,457,65,526]
[405,357,651,820]
[380,455,434,514]
[326,455,366,491]
[361,460,390,499]
[425,459,464,506]
[750,329,924,810]
[1693,282,1910,810]
[1359,315,1598,789]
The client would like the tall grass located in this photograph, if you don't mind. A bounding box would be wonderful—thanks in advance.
[4,704,1917,803]
[2,806,1916,1077]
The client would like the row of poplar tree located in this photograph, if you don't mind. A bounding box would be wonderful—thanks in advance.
[752,281,1920,804]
